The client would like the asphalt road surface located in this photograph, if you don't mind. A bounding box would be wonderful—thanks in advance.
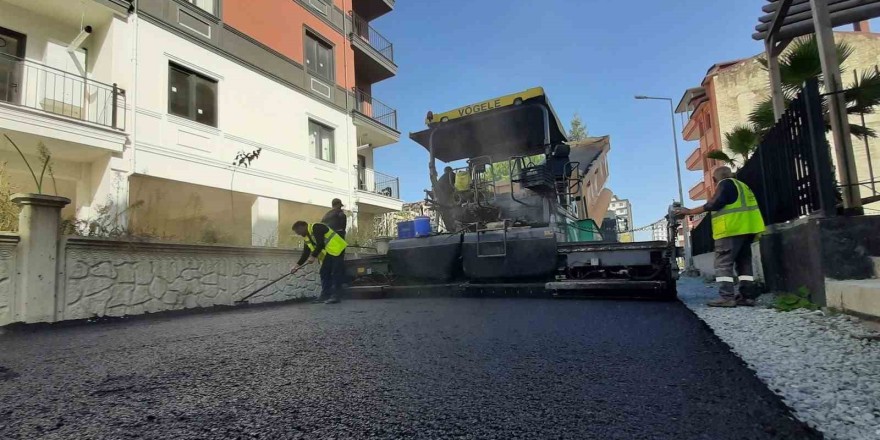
[0,298,820,439]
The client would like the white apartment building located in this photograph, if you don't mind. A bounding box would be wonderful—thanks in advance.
[651,218,669,242]
[0,0,403,246]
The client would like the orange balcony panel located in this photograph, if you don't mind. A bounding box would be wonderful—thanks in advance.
[683,117,700,141]
[685,147,703,171]
[689,180,708,201]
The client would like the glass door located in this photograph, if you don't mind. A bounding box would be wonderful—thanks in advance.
[0,27,26,104]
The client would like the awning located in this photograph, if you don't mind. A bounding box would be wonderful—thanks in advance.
[409,90,568,163]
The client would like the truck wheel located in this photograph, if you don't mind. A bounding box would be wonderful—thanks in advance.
[659,282,678,301]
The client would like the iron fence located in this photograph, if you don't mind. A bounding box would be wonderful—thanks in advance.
[351,12,395,63]
[691,216,714,256]
[356,165,400,199]
[354,88,398,131]
[0,53,126,130]
[740,78,837,224]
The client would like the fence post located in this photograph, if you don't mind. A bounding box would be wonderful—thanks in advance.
[111,83,119,130]
[755,139,771,221]
[11,193,70,323]
[802,78,838,217]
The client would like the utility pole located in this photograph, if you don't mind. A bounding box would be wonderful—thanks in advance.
[635,95,692,270]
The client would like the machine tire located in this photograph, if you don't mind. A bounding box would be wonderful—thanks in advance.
[659,280,678,301]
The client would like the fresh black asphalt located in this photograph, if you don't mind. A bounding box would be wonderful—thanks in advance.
[0,298,820,439]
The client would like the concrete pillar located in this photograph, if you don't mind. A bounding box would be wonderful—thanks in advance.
[12,193,70,323]
[350,202,359,238]
[811,0,862,211]
[854,21,871,33]
[251,196,279,247]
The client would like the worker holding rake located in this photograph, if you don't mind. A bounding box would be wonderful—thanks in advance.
[291,220,348,304]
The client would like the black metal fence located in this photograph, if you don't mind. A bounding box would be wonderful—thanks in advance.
[357,165,400,199]
[351,12,395,63]
[354,88,398,131]
[0,53,126,130]
[691,215,714,255]
[691,79,836,255]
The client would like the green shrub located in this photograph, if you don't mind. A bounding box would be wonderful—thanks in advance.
[774,286,819,312]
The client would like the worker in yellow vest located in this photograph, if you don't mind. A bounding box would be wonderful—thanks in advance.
[675,167,765,307]
[291,221,348,304]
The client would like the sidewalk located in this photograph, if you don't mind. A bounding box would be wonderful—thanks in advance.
[679,277,880,440]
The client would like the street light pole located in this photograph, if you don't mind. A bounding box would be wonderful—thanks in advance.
[635,95,692,270]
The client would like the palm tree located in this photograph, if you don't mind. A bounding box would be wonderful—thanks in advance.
[708,125,760,168]
[709,35,880,164]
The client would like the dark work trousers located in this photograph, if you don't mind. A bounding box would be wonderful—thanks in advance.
[319,254,346,299]
[714,234,756,299]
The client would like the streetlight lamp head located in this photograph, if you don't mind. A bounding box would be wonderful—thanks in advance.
[634,95,648,100]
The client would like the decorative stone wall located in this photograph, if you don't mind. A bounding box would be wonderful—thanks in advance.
[0,234,19,326]
[59,237,319,321]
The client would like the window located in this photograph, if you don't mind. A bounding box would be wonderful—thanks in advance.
[185,0,215,15]
[305,33,333,82]
[309,120,335,162]
[168,64,217,127]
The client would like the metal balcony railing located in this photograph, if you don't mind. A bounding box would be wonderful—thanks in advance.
[354,88,398,131]
[356,165,400,199]
[0,53,126,130]
[350,11,394,63]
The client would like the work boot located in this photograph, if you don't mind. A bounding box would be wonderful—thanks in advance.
[324,296,340,304]
[736,298,756,307]
[312,295,328,304]
[707,298,737,308]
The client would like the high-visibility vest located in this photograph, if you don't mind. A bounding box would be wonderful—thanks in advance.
[454,171,471,191]
[711,178,766,240]
[305,223,347,261]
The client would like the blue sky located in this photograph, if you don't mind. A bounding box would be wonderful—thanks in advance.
[368,0,783,238]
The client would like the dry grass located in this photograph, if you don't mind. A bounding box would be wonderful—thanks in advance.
[0,163,20,232]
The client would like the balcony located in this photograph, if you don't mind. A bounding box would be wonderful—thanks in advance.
[350,12,397,84]
[685,146,703,171]
[0,0,129,157]
[352,0,394,21]
[1,54,126,131]
[683,115,701,142]
[0,54,127,157]
[353,88,400,147]
[689,180,708,201]
[355,165,403,213]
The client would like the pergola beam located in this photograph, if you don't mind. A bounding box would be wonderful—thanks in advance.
[757,0,866,30]
[762,0,810,14]
[753,0,880,40]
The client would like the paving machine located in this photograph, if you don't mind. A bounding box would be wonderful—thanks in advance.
[347,87,680,299]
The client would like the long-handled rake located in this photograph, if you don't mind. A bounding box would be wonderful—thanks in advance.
[234,266,301,304]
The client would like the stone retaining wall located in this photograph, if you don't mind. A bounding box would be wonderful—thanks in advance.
[59,237,319,321]
[0,234,19,326]
[0,194,324,326]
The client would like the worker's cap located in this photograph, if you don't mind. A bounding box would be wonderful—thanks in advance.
[331,198,344,207]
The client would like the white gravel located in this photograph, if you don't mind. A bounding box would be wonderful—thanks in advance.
[679,277,880,440]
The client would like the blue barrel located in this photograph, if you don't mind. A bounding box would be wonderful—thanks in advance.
[397,220,415,239]
[413,216,432,237]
